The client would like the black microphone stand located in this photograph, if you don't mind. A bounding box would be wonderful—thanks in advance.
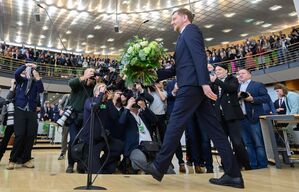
[136,20,149,37]
[74,101,107,190]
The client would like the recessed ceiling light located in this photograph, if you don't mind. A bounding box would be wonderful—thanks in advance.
[109,47,115,50]
[224,13,236,18]
[155,38,163,42]
[262,23,272,28]
[47,43,53,48]
[222,41,229,45]
[269,5,282,11]
[250,0,262,4]
[94,25,102,30]
[122,0,129,5]
[40,35,46,39]
[254,20,264,25]
[66,30,72,34]
[107,38,114,42]
[100,45,107,49]
[87,34,94,38]
[61,38,67,42]
[15,36,22,43]
[67,48,72,51]
[240,33,249,37]
[222,29,232,33]
[204,24,214,28]
[81,42,87,45]
[42,26,49,30]
[205,38,214,41]
[289,11,297,17]
[17,21,23,26]
[245,18,254,23]
[149,26,156,29]
[38,42,42,46]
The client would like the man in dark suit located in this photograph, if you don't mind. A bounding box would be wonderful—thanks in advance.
[238,69,268,169]
[210,64,251,170]
[143,8,244,188]
[273,96,286,115]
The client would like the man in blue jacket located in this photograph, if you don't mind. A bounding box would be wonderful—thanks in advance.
[7,63,44,169]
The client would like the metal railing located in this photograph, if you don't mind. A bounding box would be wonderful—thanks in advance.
[1,42,299,80]
[210,42,299,74]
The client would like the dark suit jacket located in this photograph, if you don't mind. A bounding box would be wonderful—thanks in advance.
[240,81,269,123]
[157,24,209,87]
[212,75,244,121]
[274,99,286,114]
[119,107,157,157]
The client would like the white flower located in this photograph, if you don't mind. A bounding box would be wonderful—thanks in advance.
[140,41,148,47]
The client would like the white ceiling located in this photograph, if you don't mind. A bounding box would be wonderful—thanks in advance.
[0,0,298,55]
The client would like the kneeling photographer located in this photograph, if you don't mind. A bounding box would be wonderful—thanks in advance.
[65,68,96,173]
[119,95,174,174]
[74,83,123,174]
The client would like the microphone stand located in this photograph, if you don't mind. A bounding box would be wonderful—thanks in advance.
[74,100,107,190]
[136,20,149,37]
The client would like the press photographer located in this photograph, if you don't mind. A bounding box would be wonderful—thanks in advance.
[7,63,44,170]
[74,83,123,174]
[66,68,96,173]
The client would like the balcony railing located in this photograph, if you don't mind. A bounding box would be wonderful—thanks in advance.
[1,42,299,80]
[210,42,299,74]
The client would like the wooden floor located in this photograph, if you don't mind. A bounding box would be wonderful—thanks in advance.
[0,150,299,192]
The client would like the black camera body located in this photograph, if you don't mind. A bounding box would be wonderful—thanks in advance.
[240,91,250,99]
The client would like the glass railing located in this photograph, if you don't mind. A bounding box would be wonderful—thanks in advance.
[1,42,299,80]
[209,42,299,74]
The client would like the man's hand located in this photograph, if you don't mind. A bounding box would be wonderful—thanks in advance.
[107,90,114,100]
[126,97,136,110]
[99,84,107,93]
[33,70,41,80]
[244,93,254,102]
[210,74,217,83]
[25,63,37,68]
[135,83,143,93]
[202,85,217,101]
[137,100,146,110]
[81,68,95,81]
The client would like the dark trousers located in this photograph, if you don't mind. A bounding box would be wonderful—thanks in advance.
[156,114,167,142]
[82,138,123,174]
[221,116,251,169]
[10,108,38,163]
[68,122,80,166]
[154,86,241,178]
[0,125,14,160]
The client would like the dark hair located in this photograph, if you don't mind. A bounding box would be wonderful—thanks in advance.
[274,83,288,95]
[172,8,194,23]
[215,63,228,71]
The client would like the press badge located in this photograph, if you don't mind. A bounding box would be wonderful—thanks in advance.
[100,104,107,109]
[138,124,145,133]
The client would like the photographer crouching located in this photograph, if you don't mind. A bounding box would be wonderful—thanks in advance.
[74,83,123,174]
[7,63,44,169]
[65,68,96,173]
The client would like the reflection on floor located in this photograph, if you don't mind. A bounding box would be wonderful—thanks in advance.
[0,149,299,192]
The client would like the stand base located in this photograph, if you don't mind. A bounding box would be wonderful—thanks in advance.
[74,185,107,190]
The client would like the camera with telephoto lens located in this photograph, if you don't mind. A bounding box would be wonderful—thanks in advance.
[6,102,15,126]
[56,106,73,127]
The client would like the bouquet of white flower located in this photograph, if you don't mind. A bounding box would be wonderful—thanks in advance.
[120,37,166,86]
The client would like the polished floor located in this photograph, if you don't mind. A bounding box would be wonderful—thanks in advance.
[0,149,299,192]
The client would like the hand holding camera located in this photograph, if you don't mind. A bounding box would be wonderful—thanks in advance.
[239,91,253,102]
[126,97,136,110]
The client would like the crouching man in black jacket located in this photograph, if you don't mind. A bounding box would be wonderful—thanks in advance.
[77,83,123,174]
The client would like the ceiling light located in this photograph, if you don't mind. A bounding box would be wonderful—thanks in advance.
[254,20,264,25]
[205,38,214,41]
[94,25,102,30]
[40,35,46,39]
[85,50,92,54]
[122,0,129,5]
[107,38,114,42]
[42,26,49,30]
[94,52,101,55]
[240,33,249,37]
[47,43,53,48]
[15,36,22,43]
[251,0,262,4]
[155,38,163,42]
[61,38,67,42]
[245,18,254,23]
[289,11,297,17]
[204,24,214,28]
[38,42,42,46]
[66,30,72,34]
[262,23,272,28]
[81,42,87,45]
[222,29,232,33]
[149,26,156,29]
[109,47,115,50]
[87,34,94,38]
[224,13,236,18]
[17,21,23,26]
[269,5,282,11]
[100,45,107,49]
[76,48,83,52]
[67,48,72,51]
[221,41,229,45]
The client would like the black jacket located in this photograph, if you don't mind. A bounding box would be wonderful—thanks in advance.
[212,75,244,121]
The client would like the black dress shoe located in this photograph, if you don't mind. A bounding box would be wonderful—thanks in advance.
[209,174,244,189]
[148,163,164,182]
